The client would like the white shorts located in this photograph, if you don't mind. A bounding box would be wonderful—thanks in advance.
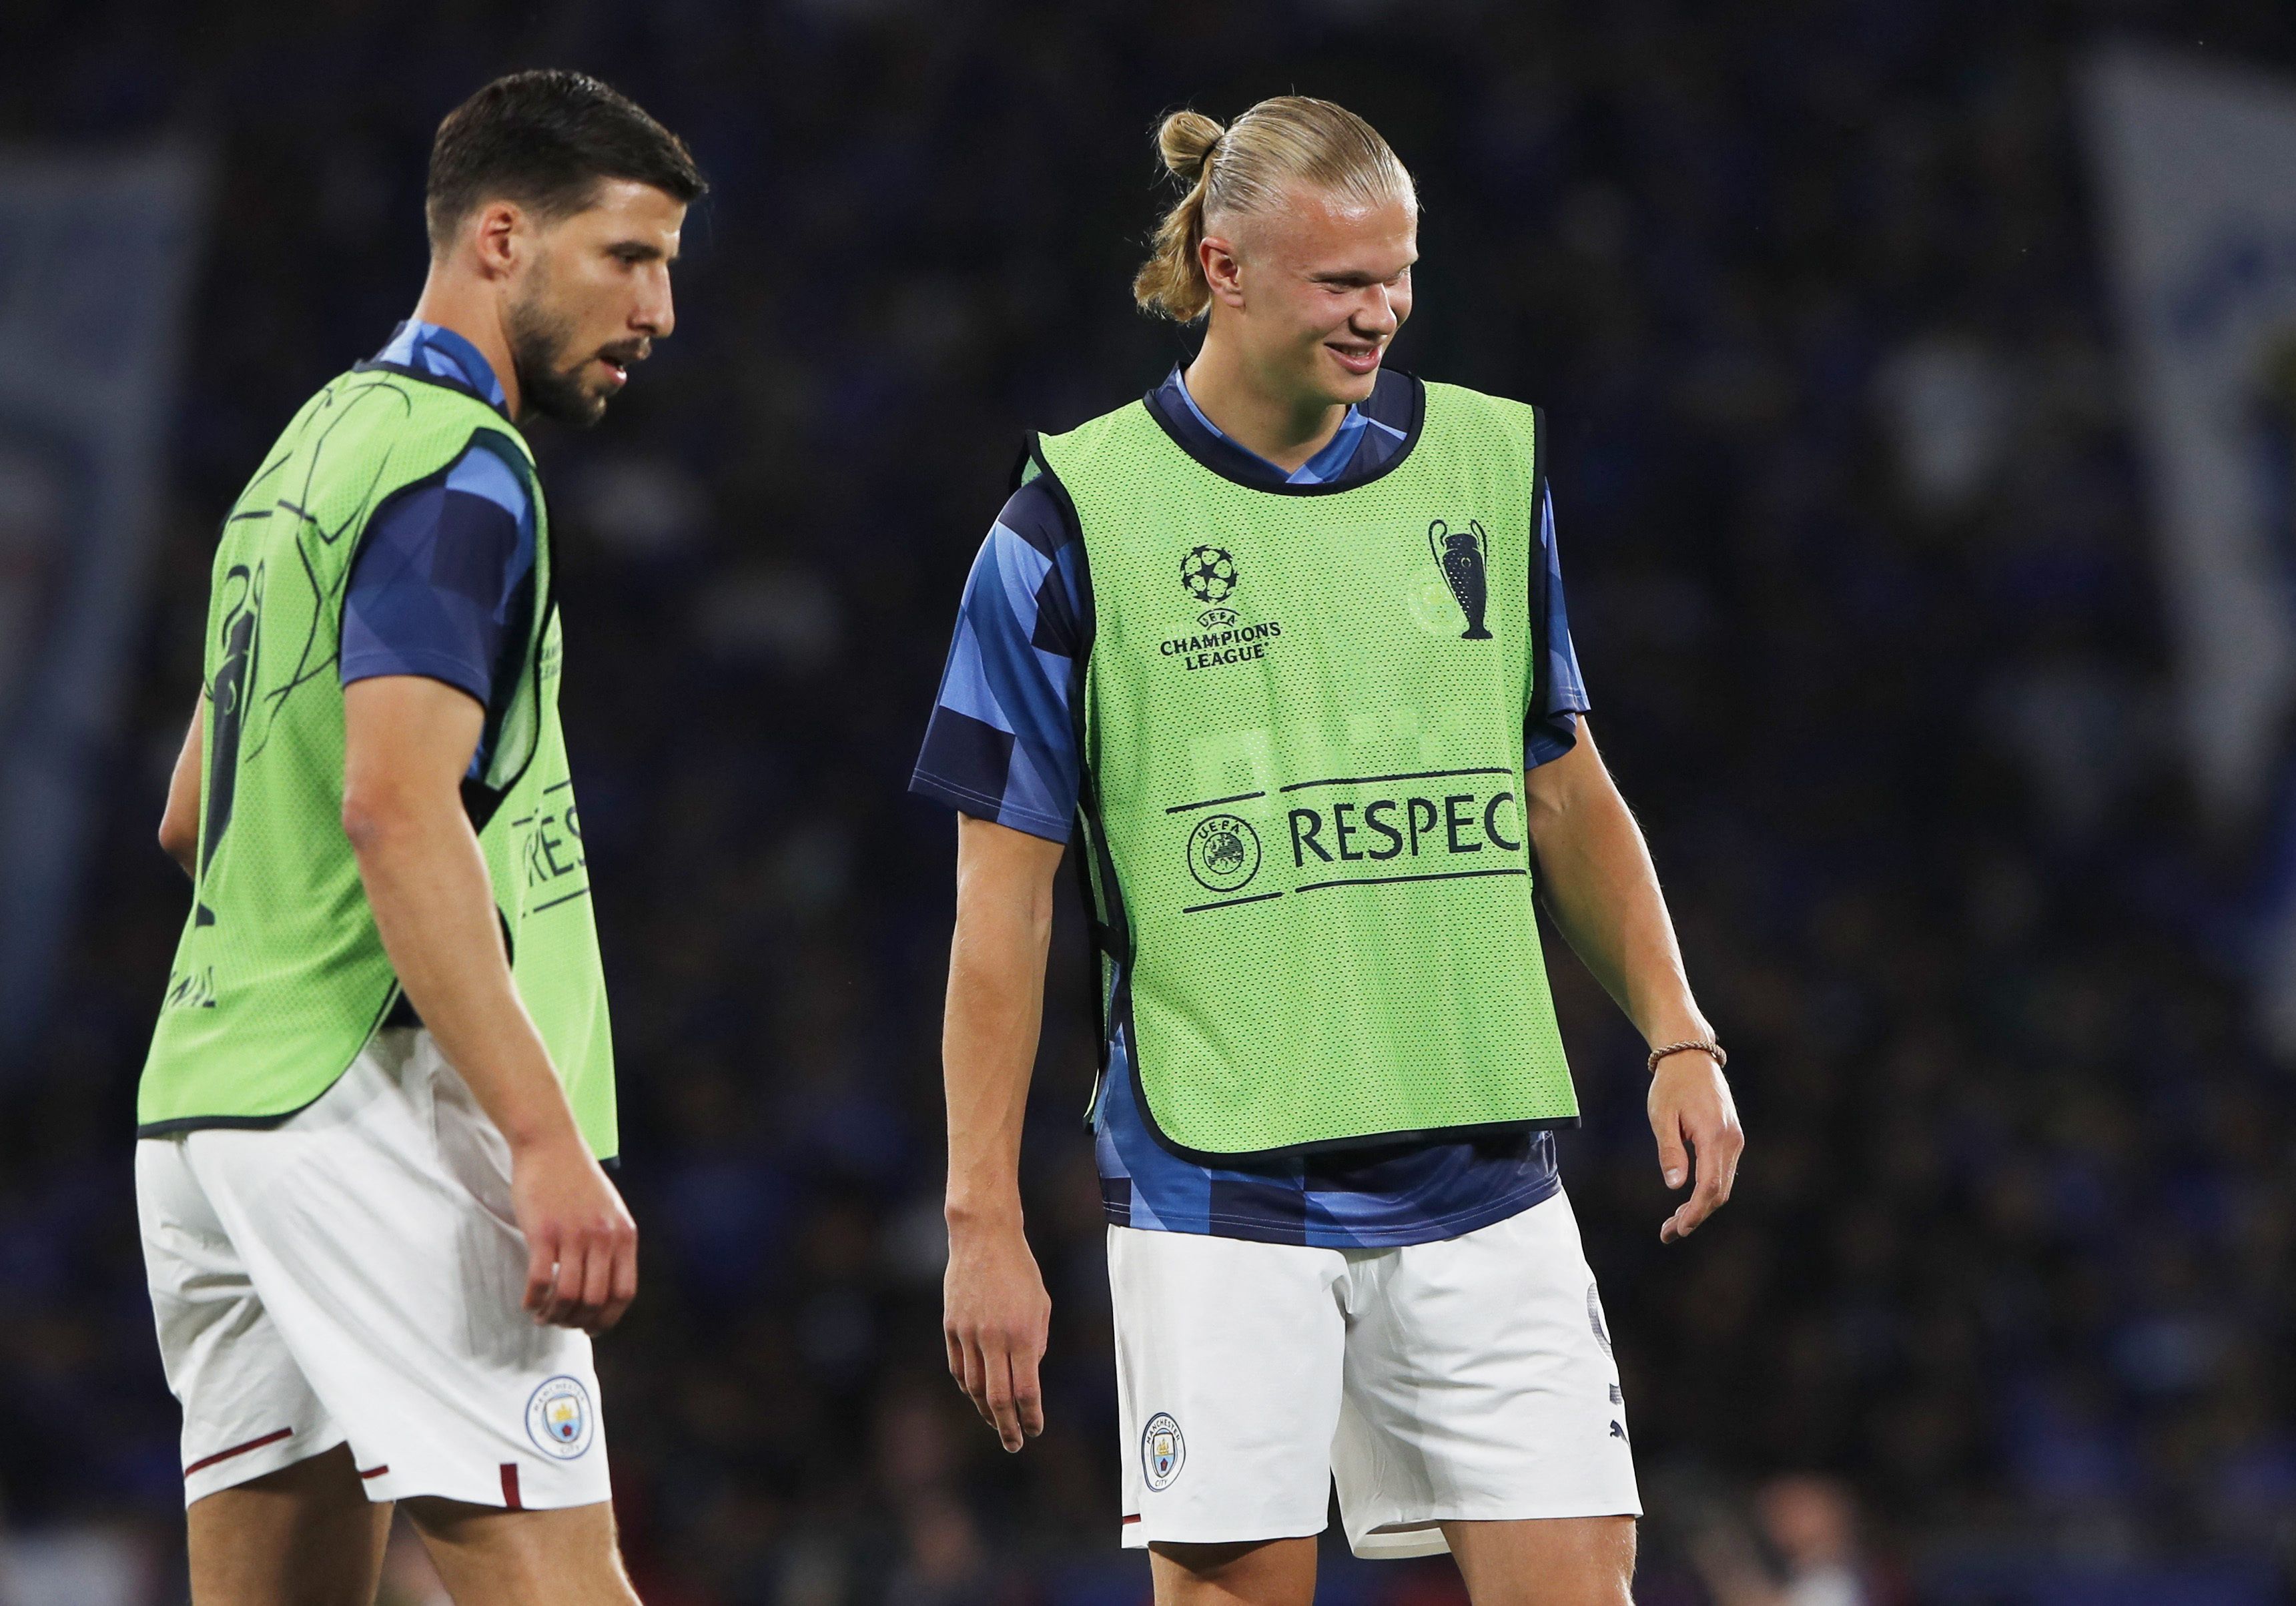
[1110,1189,1638,1559]
[136,1027,611,1511]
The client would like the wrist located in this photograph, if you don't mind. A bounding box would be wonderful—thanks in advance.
[944,1188,1025,1236]
[500,1098,585,1158]
[1646,1036,1724,1076]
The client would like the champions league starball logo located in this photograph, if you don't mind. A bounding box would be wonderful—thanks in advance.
[1182,544,1238,605]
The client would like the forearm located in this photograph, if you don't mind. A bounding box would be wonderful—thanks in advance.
[159,701,204,877]
[942,849,1056,1228]
[348,801,579,1151]
[1525,747,1707,1046]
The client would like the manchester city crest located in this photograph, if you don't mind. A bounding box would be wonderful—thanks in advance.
[1142,1411,1186,1491]
[525,1374,597,1460]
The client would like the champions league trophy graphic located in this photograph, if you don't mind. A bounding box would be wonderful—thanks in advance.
[1428,518,1493,639]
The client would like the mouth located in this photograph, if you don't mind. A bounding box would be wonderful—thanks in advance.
[1326,341,1383,377]
[595,342,650,391]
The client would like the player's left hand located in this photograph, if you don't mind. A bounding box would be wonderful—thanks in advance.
[1648,1051,1744,1244]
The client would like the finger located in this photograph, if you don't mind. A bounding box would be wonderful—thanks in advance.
[524,1226,559,1318]
[960,1335,998,1429]
[982,1340,1024,1452]
[944,1322,967,1387]
[575,1232,616,1328]
[1651,1106,1690,1192]
[1012,1332,1046,1442]
[1668,1129,1733,1242]
[1710,1122,1744,1208]
[599,1230,639,1330]
[545,1230,589,1326]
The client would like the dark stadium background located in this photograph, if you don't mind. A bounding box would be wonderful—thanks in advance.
[4,2,2295,1602]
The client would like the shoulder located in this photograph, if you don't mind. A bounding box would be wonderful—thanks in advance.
[1422,381,1543,462]
[993,472,1079,562]
[1034,398,1160,474]
[437,434,535,526]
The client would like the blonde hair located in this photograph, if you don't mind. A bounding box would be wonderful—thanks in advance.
[1132,96,1417,323]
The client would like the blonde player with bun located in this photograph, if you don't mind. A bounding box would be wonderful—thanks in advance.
[915,96,1742,1606]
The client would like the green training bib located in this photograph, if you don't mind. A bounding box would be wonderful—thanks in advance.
[1038,378,1577,1159]
[137,364,617,1156]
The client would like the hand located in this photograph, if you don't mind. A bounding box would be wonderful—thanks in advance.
[942,1210,1050,1452]
[1648,1050,1744,1244]
[512,1130,640,1330]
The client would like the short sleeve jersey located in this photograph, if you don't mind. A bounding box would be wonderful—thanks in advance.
[338,321,538,779]
[911,368,1592,1248]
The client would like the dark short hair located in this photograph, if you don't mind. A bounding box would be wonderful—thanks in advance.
[426,70,705,248]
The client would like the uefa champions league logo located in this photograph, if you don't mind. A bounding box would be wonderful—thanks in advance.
[1427,519,1493,640]
[1181,544,1238,605]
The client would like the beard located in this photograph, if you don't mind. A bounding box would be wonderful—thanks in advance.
[505,282,647,428]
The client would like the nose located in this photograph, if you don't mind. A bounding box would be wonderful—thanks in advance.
[637,266,675,340]
[1355,284,1399,338]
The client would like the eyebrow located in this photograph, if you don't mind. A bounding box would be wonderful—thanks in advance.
[609,240,678,264]
[1309,262,1415,284]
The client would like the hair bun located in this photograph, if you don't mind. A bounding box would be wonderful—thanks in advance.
[1156,110,1226,184]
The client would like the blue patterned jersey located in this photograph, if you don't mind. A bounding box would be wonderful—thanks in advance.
[340,321,537,765]
[911,368,1591,1247]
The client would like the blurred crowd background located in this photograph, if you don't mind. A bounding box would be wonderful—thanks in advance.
[4,1,2296,1603]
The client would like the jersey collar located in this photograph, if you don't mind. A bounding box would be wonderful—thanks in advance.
[1143,364,1424,498]
[368,320,511,418]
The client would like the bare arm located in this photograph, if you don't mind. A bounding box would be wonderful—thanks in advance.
[342,675,637,1330]
[159,701,203,877]
[941,813,1064,1451]
[1522,717,1744,1242]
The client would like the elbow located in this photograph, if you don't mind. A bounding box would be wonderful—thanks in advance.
[341,785,407,859]
[157,817,196,871]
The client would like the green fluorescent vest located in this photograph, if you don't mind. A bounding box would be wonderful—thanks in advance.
[138,364,617,1158]
[1037,378,1577,1160]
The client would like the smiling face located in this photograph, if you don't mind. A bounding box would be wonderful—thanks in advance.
[503,179,685,427]
[1200,183,1417,413]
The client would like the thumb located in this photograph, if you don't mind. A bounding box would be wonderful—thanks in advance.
[1652,1109,1689,1191]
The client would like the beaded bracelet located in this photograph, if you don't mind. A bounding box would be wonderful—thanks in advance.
[1647,1039,1726,1076]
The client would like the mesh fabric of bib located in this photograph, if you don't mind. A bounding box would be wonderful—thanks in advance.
[1040,378,1578,1160]
[138,364,617,1158]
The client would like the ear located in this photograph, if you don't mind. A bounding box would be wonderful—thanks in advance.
[468,199,524,281]
[1198,232,1246,310]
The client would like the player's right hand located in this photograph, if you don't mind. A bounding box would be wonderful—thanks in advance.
[512,1132,640,1332]
[942,1212,1050,1452]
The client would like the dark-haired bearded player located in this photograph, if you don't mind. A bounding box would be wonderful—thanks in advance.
[137,71,699,1605]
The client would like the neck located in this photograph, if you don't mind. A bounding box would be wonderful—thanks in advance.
[409,262,523,420]
[1183,326,1349,473]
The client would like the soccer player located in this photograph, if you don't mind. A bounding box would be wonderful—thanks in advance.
[136,72,700,1604]
[914,99,1744,1605]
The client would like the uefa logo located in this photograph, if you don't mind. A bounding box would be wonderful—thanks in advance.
[1186,813,1260,893]
[525,1374,597,1460]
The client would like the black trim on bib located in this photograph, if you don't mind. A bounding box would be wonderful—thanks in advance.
[1140,370,1427,497]
[1020,437,1125,1131]
[352,356,514,422]
[1032,391,1575,1165]
[134,984,404,1138]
